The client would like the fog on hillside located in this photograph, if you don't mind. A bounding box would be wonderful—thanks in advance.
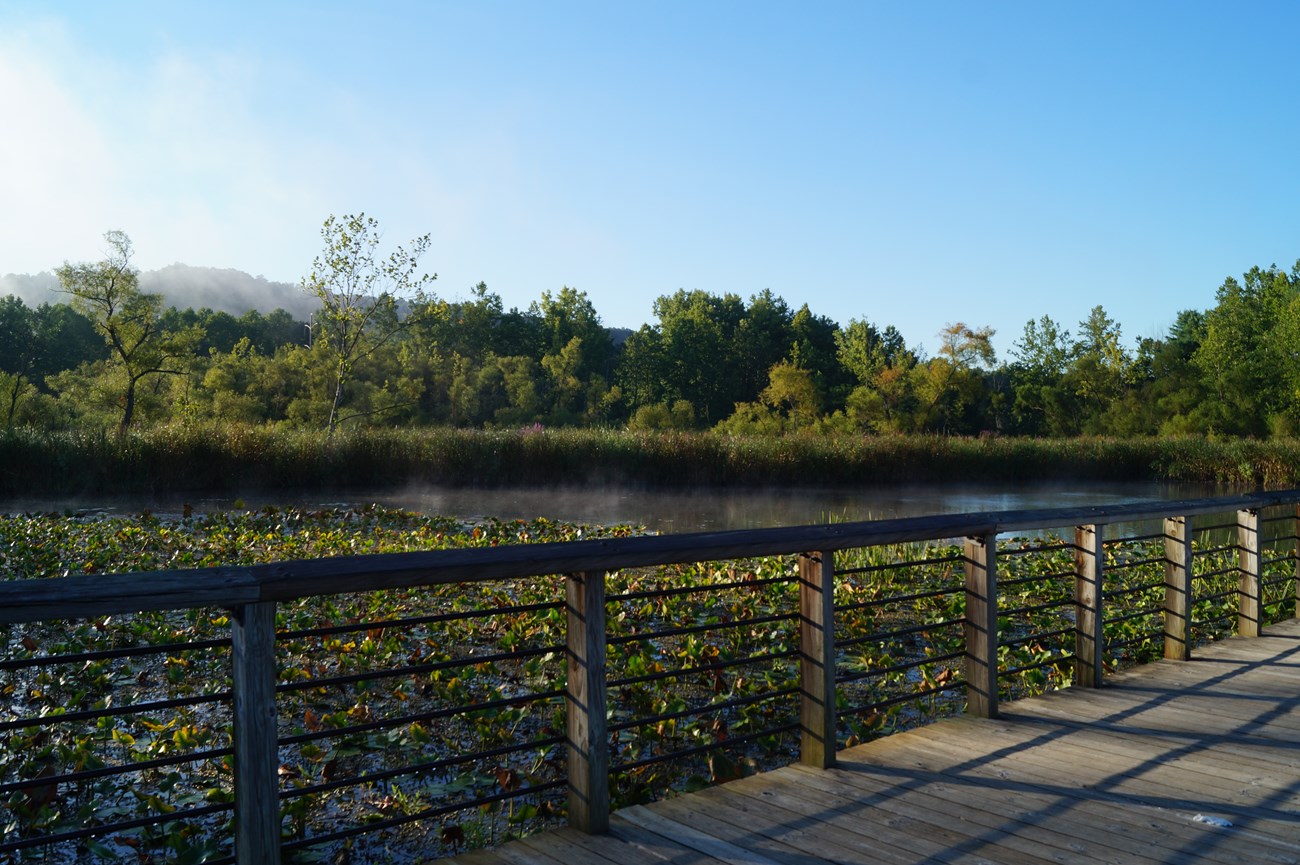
[139,264,318,318]
[1,264,318,319]
[0,271,59,306]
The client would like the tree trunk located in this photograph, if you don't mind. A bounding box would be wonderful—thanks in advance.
[119,376,137,437]
[327,373,345,437]
[3,375,24,430]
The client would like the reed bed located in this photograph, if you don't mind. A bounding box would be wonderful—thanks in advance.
[3,424,1300,497]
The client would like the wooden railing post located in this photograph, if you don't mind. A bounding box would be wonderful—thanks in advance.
[963,534,998,719]
[1238,509,1261,637]
[1163,516,1192,661]
[798,551,836,769]
[1073,524,1104,686]
[565,571,609,834]
[231,601,281,865]
[1294,504,1300,620]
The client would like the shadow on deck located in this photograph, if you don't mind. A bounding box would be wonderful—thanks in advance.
[456,619,1300,865]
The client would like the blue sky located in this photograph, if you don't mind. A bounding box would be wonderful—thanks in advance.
[3,2,1300,356]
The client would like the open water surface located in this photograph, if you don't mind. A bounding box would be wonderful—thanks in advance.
[0,481,1228,534]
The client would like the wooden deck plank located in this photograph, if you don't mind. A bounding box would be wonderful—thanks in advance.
[513,829,634,865]
[606,813,729,865]
[889,717,1300,820]
[721,767,1074,865]
[1107,658,1300,698]
[1011,686,1300,749]
[615,804,787,865]
[1011,696,1300,758]
[784,762,1225,865]
[988,710,1300,793]
[454,622,1300,865]
[547,824,712,865]
[682,775,1022,865]
[865,720,1300,852]
[649,787,910,865]
[487,837,574,865]
[791,755,1271,865]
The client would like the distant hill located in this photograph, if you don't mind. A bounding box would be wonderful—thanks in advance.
[1,266,638,339]
[139,264,317,319]
[0,271,59,306]
[0,264,317,319]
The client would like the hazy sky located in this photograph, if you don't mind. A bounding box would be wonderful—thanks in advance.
[4,2,1299,355]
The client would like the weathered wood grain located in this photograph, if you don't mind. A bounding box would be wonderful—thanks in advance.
[1074,523,1104,684]
[1163,515,1192,661]
[1239,508,1262,638]
[963,534,998,719]
[231,601,280,865]
[566,570,609,834]
[798,550,836,769]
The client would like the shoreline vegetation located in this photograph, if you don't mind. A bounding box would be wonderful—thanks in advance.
[3,425,1299,498]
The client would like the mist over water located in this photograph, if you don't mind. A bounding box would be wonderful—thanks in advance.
[1,481,1225,534]
[370,481,1226,533]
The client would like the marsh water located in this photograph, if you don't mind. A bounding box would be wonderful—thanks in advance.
[1,481,1228,533]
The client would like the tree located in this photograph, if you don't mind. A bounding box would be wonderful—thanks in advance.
[835,318,910,386]
[912,323,995,433]
[411,282,540,364]
[0,296,40,428]
[1191,263,1300,435]
[532,286,613,379]
[1065,305,1130,433]
[541,336,586,421]
[732,289,792,397]
[646,290,745,422]
[302,213,436,434]
[760,360,821,429]
[1008,315,1074,435]
[55,231,198,434]
[616,325,667,409]
[200,337,270,423]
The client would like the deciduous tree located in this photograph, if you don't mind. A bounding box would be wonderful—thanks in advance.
[56,231,199,434]
[302,213,436,434]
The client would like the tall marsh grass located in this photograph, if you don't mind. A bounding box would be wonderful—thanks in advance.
[2,424,1299,497]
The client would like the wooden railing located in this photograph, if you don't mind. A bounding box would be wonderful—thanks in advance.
[2,489,1299,863]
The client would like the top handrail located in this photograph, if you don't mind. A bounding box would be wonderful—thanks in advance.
[2,487,1297,626]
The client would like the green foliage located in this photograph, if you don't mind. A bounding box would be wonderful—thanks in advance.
[302,213,437,435]
[627,400,695,432]
[54,232,202,435]
[17,229,1300,440]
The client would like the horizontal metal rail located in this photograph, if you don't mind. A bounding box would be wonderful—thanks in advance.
[611,723,802,774]
[836,553,964,577]
[608,574,797,603]
[609,647,800,688]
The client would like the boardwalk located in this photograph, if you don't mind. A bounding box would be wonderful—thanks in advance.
[459,620,1300,865]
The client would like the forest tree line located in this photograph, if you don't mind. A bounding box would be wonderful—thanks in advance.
[3,220,1300,439]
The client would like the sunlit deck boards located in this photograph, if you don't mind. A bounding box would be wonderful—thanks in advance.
[458,619,1300,865]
